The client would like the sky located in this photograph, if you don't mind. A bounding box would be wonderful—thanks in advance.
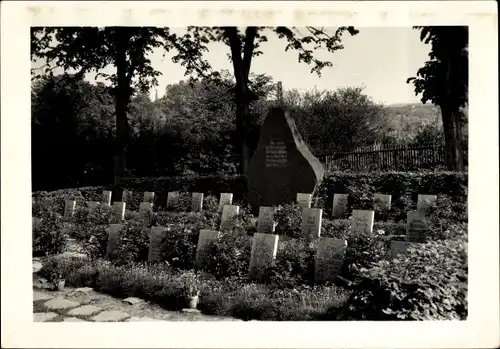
[33,27,432,105]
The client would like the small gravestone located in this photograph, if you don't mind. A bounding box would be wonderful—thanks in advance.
[64,200,76,218]
[102,190,112,206]
[166,191,179,209]
[314,238,347,283]
[256,206,276,234]
[247,107,325,214]
[139,202,153,225]
[148,226,167,262]
[32,217,42,228]
[220,205,240,231]
[351,210,375,235]
[191,192,204,212]
[87,201,100,209]
[389,240,420,259]
[106,224,124,257]
[143,191,155,204]
[111,202,126,223]
[248,233,279,280]
[300,208,323,238]
[296,193,312,208]
[417,194,437,214]
[332,194,349,218]
[406,210,430,243]
[195,230,220,269]
[218,193,233,211]
[374,193,392,211]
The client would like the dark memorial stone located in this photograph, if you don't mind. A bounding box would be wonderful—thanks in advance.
[247,107,325,213]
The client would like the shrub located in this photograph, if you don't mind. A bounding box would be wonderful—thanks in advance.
[32,210,68,256]
[274,204,302,238]
[70,204,113,241]
[203,230,252,279]
[110,220,151,265]
[338,234,468,320]
[341,233,390,280]
[81,224,110,260]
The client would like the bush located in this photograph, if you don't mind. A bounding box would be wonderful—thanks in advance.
[33,210,68,256]
[338,234,468,320]
[110,220,151,265]
[203,230,252,279]
[274,204,302,238]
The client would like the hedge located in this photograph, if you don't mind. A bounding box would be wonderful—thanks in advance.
[33,171,467,216]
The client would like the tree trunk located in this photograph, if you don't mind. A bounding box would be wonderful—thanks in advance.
[113,30,131,201]
[440,104,465,171]
[235,90,251,175]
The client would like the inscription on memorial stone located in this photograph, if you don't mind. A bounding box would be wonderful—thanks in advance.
[148,226,167,262]
[265,140,288,168]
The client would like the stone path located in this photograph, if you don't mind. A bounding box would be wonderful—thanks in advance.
[33,281,241,322]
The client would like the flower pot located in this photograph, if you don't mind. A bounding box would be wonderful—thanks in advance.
[187,295,199,309]
[53,279,65,291]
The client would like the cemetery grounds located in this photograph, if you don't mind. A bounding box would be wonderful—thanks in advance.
[32,171,468,321]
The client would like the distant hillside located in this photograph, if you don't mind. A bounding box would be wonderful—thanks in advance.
[382,102,468,141]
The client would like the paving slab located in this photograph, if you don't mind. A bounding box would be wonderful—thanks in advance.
[34,312,58,322]
[123,297,143,305]
[44,298,80,310]
[67,305,102,316]
[127,316,164,322]
[91,310,130,322]
[33,291,54,302]
[63,317,87,322]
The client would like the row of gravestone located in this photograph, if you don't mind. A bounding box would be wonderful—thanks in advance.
[102,203,432,282]
[44,189,438,221]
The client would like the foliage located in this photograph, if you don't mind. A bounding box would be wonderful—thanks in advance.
[338,235,468,320]
[407,26,468,171]
[32,210,68,256]
[273,204,303,238]
[286,87,389,153]
[41,256,351,320]
[202,230,252,279]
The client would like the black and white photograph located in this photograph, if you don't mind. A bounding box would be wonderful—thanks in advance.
[2,1,499,348]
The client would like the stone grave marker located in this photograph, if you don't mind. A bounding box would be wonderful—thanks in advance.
[102,190,112,206]
[314,238,347,283]
[296,193,312,208]
[351,210,375,235]
[191,192,204,212]
[300,207,323,238]
[332,194,349,218]
[389,240,420,259]
[248,233,279,280]
[143,191,155,204]
[374,193,392,211]
[220,205,240,231]
[64,200,76,218]
[195,230,220,269]
[106,224,124,257]
[32,217,42,228]
[417,194,437,214]
[256,206,277,234]
[247,107,325,214]
[139,202,153,225]
[166,191,179,209]
[111,202,126,223]
[218,193,233,211]
[406,210,430,243]
[87,201,100,209]
[148,226,167,262]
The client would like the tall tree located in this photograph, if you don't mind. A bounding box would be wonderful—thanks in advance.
[177,26,359,175]
[407,26,468,171]
[30,27,203,196]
